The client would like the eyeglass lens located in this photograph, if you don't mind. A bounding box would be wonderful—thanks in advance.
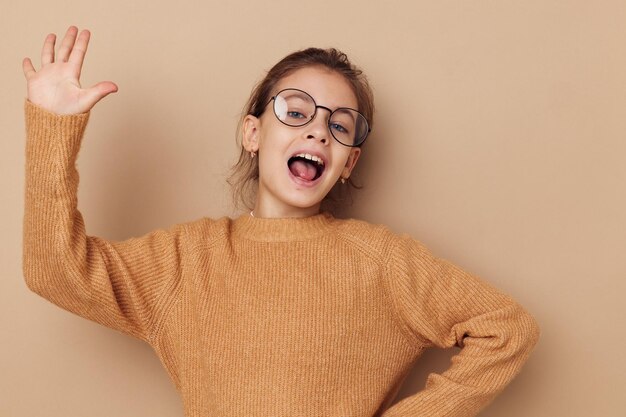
[273,89,369,146]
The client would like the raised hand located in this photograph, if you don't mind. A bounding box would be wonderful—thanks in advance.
[22,26,118,115]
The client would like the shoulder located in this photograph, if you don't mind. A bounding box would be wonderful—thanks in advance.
[330,216,440,268]
[162,216,235,248]
[330,216,416,260]
[178,215,232,233]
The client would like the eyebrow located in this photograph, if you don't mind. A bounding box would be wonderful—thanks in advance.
[274,88,359,112]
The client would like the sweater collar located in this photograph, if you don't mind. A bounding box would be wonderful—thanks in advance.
[232,211,335,242]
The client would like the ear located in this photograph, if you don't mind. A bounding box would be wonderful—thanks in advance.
[341,147,362,179]
[242,115,261,153]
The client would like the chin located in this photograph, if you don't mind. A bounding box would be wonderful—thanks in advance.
[282,194,324,211]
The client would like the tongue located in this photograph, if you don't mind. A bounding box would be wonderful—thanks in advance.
[289,160,317,181]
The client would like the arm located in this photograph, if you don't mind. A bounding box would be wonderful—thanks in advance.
[381,238,540,417]
[22,27,181,343]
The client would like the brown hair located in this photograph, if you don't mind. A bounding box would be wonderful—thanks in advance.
[227,47,375,211]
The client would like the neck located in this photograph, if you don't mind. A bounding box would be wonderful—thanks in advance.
[233,211,333,242]
[252,201,321,219]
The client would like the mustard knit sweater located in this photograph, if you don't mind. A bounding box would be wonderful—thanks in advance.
[23,100,539,417]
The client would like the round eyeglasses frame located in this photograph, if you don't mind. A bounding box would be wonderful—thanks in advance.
[266,88,371,147]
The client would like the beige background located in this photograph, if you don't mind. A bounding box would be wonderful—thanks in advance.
[2,0,625,416]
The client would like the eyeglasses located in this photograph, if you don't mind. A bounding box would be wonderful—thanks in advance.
[267,88,370,147]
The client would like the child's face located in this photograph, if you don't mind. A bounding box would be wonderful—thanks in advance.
[243,66,362,218]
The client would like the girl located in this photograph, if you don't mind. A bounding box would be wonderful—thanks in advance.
[22,26,539,416]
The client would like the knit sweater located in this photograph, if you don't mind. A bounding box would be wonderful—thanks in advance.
[23,100,539,417]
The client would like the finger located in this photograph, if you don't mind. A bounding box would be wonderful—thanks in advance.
[23,57,36,80]
[56,26,78,62]
[41,33,56,66]
[83,81,118,109]
[68,30,90,68]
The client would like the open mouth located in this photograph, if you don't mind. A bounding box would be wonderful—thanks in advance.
[287,153,325,182]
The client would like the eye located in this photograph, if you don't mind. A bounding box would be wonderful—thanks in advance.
[330,122,349,134]
[287,110,307,119]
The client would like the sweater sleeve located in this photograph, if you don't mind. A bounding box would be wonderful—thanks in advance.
[22,100,182,343]
[381,236,540,417]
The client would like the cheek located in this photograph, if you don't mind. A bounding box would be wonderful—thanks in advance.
[258,124,289,151]
[330,149,352,171]
[258,145,288,177]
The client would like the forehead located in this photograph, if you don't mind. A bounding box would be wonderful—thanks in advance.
[274,66,358,110]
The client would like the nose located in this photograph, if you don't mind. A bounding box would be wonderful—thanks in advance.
[305,107,332,145]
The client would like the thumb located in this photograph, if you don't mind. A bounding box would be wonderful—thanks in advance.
[83,81,118,110]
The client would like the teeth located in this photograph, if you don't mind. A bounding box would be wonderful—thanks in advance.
[295,153,324,166]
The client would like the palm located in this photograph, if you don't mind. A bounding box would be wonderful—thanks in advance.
[27,62,85,115]
[23,26,117,115]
